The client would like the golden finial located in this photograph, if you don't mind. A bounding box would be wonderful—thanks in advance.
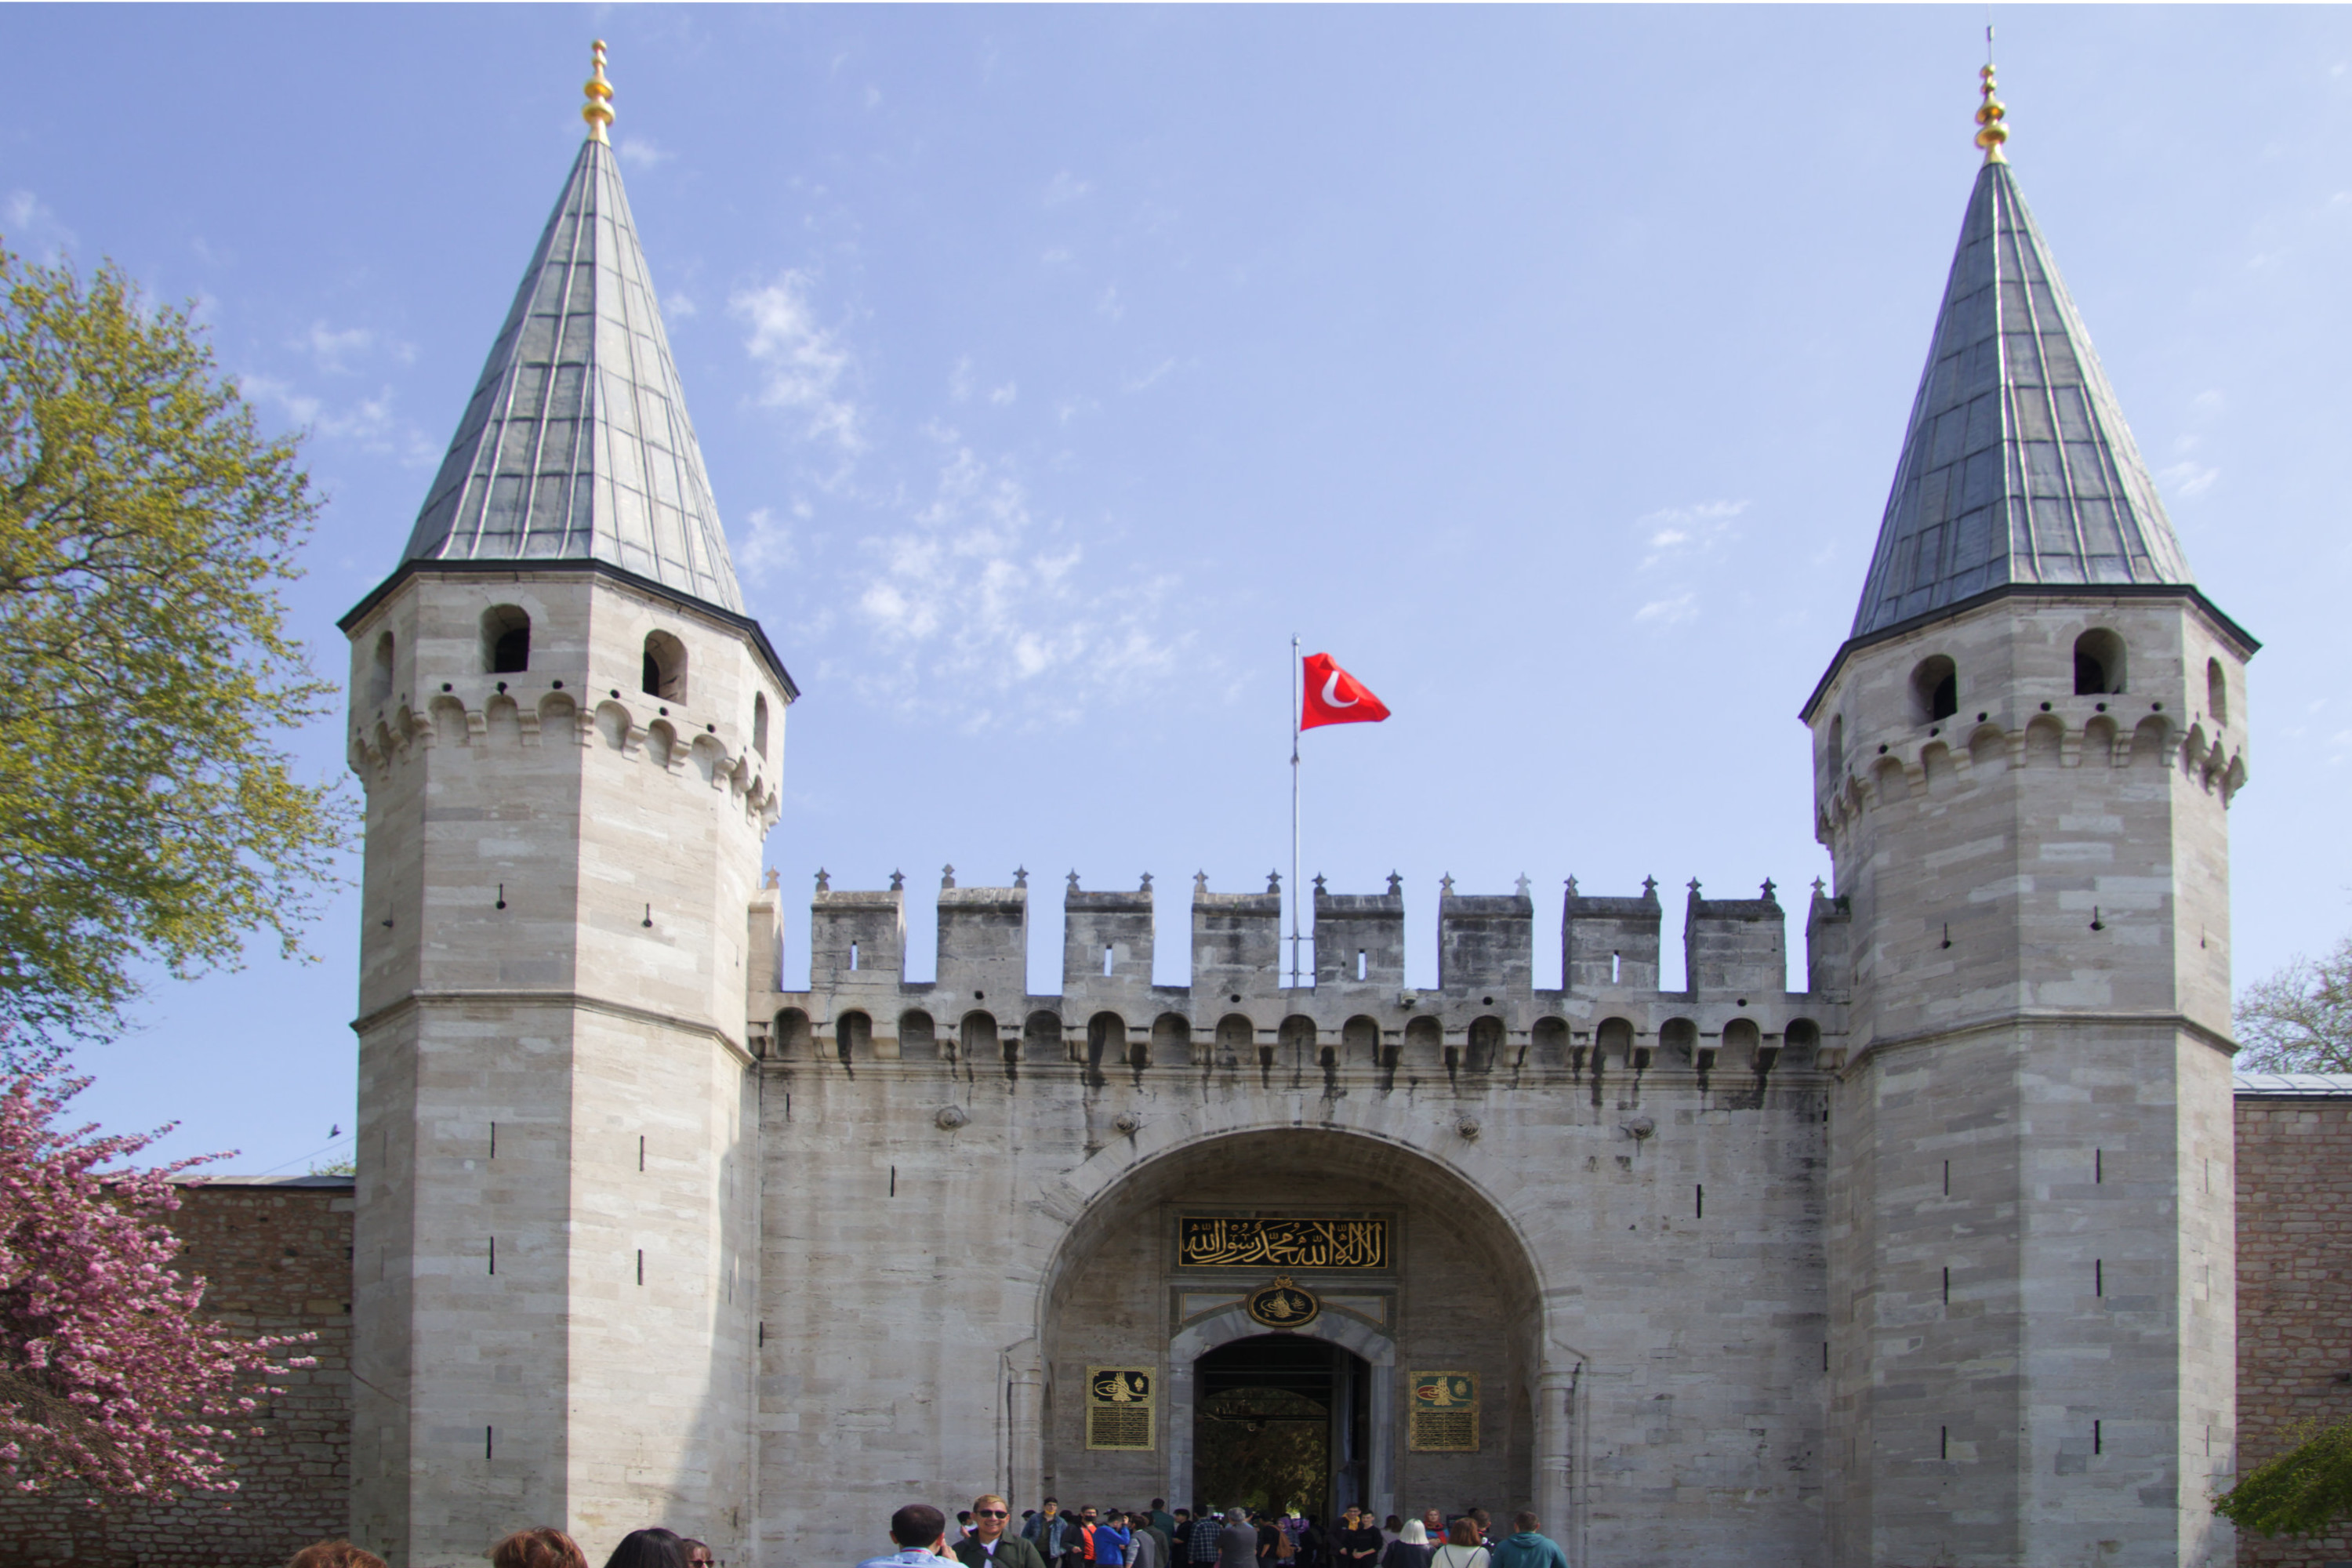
[583,40,615,145]
[1974,31,2009,165]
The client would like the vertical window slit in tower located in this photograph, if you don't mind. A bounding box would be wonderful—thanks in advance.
[2093,1419,2103,1455]
[1942,1266,1949,1304]
[1695,1185,1704,1220]
[489,1236,495,1276]
[1940,1425,1948,1461]
[639,1135,645,1172]
[487,1425,494,1461]
[1105,945,1114,978]
[850,941,859,971]
[2095,1149,2103,1184]
[637,1250,644,1287]
[489,1122,496,1160]
[1943,1160,1950,1196]
[1611,952,1621,985]
[890,1165,897,1197]
[758,1321,766,1348]
[2095,1259,2103,1297]
[1823,1341,1829,1372]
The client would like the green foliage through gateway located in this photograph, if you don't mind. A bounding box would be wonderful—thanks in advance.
[2214,1420,2352,1537]
[0,245,347,1047]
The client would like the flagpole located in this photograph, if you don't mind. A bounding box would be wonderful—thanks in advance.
[1290,633,1301,990]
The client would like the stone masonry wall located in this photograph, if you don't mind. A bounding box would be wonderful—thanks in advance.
[2235,1090,2352,1568]
[0,1176,354,1568]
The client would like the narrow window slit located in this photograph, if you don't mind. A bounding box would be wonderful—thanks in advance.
[636,1249,644,1286]
[1104,945,1113,978]
[850,941,859,971]
[1356,949,1367,981]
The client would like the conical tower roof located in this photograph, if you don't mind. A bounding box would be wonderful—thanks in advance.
[1849,158,2194,638]
[401,115,742,613]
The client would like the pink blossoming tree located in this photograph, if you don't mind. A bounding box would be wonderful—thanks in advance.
[0,1061,310,1495]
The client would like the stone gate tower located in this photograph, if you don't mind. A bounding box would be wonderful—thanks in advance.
[1804,72,2255,1566]
[338,47,792,1567]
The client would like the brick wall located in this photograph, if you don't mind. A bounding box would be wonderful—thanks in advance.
[0,1175,355,1568]
[2235,1093,2352,1568]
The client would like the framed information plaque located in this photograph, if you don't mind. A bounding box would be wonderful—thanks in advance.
[1407,1370,1479,1453]
[1086,1366,1156,1450]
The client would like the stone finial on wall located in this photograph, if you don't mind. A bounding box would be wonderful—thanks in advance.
[942,864,956,890]
[890,869,905,891]
[815,867,829,892]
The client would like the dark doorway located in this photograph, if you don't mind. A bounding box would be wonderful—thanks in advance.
[1194,1335,1369,1522]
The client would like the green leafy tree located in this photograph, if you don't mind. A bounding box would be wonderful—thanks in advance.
[0,245,346,1045]
[2215,1419,2352,1538]
[2236,935,2352,1073]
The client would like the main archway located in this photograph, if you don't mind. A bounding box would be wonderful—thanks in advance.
[1036,1128,1547,1525]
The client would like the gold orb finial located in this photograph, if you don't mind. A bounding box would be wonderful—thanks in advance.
[1974,33,2009,165]
[583,39,615,145]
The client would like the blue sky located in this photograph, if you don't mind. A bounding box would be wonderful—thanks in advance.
[9,6,2350,1173]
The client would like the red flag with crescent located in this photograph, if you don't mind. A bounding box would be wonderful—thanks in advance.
[1301,652,1392,730]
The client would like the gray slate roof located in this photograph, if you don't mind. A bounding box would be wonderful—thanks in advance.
[1850,161,2194,638]
[401,137,743,613]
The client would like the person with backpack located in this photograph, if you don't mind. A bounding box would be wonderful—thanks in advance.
[1428,1519,1486,1568]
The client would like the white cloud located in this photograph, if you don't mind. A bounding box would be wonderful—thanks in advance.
[1042,247,1074,266]
[734,505,798,587]
[838,430,1185,727]
[240,374,438,466]
[1636,499,1747,568]
[1097,285,1124,321]
[1634,593,1698,626]
[617,136,674,169]
[2158,459,2220,498]
[989,382,1018,406]
[666,293,699,319]
[2,190,75,262]
[1043,170,1092,207]
[949,356,975,403]
[298,321,375,374]
[1123,358,1176,394]
[731,271,862,453]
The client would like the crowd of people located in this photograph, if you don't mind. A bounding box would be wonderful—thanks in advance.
[272,1496,1570,1568]
[285,1526,716,1568]
[866,1497,1569,1568]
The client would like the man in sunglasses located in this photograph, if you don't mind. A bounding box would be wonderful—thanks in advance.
[958,1494,1050,1568]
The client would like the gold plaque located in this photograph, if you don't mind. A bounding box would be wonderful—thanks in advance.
[1245,1276,1321,1329]
[1086,1366,1156,1451]
[1177,1216,1391,1271]
[1407,1370,1479,1453]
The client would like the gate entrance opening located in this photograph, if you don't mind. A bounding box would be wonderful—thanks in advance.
[1193,1334,1370,1520]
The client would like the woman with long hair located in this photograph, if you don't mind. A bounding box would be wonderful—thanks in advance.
[1428,1519,1486,1568]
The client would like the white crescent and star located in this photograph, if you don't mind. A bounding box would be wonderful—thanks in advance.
[1320,670,1358,709]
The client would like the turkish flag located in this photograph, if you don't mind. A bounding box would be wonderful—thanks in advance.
[1301,652,1392,730]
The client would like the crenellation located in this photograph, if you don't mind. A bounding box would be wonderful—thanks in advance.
[758,873,1849,1091]
[1437,890,1535,993]
[1683,882,1787,1000]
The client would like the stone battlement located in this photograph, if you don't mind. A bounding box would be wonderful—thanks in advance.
[752,869,1850,1076]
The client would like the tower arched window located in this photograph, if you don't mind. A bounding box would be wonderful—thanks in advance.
[2206,658,2229,726]
[2074,629,2127,695]
[752,692,770,758]
[1827,713,1846,777]
[368,630,395,707]
[1911,655,1958,724]
[483,605,531,674]
[642,631,688,702]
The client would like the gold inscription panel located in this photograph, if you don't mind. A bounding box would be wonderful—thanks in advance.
[1177,1216,1392,1271]
[1407,1371,1480,1453]
[1086,1366,1156,1451]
